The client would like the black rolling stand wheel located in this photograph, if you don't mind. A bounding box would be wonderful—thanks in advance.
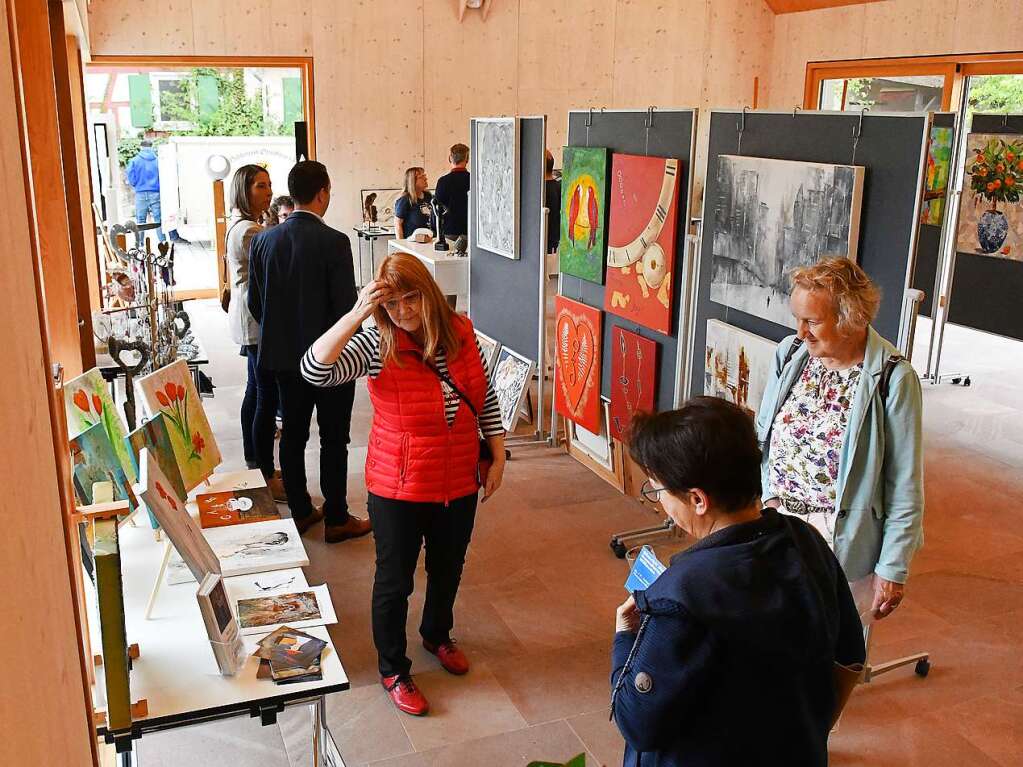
[915,659,931,677]
[610,539,627,559]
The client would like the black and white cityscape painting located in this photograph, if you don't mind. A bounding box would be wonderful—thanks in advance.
[710,155,865,328]
[474,117,519,259]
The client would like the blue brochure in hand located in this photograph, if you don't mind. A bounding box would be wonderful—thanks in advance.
[625,545,667,593]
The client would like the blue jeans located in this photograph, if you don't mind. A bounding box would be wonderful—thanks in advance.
[241,345,279,477]
[135,190,166,242]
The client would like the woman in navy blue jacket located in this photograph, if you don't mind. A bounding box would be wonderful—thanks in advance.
[611,398,865,767]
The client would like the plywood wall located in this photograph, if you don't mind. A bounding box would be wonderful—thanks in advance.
[768,0,1023,109]
[88,0,773,227]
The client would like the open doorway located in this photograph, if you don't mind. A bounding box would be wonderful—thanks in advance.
[85,58,312,297]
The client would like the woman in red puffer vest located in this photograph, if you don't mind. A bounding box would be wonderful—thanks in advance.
[302,252,506,717]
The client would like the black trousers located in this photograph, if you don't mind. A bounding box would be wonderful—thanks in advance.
[367,491,478,677]
[274,370,355,525]
[241,346,279,478]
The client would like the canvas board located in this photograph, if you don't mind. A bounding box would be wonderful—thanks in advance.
[475,117,519,259]
[559,146,609,283]
[360,188,401,229]
[554,296,603,433]
[955,133,1023,261]
[64,367,136,483]
[70,422,135,507]
[201,518,309,578]
[234,584,337,636]
[608,327,658,442]
[126,413,186,502]
[491,345,535,432]
[136,359,222,491]
[198,487,280,528]
[474,330,501,378]
[703,319,776,420]
[921,126,953,226]
[710,155,865,328]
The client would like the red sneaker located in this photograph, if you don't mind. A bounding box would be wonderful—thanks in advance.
[381,674,429,716]
[423,639,470,675]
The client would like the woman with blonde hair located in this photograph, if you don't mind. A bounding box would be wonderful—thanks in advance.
[394,166,434,239]
[756,256,924,624]
[302,252,505,716]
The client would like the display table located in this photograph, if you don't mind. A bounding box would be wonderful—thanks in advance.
[352,224,394,286]
[94,503,349,765]
[387,238,469,302]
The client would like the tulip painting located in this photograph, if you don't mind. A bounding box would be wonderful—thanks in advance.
[136,360,221,492]
[63,367,136,484]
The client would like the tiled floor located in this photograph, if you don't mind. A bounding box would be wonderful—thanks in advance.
[148,302,1023,767]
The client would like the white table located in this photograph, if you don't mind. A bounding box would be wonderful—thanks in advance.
[95,494,349,766]
[387,238,470,300]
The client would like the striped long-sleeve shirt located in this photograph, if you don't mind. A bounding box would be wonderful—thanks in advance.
[301,326,505,438]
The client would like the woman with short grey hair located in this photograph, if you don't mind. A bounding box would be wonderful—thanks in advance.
[756,257,924,623]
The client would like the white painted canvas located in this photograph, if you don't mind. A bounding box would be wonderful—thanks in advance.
[474,330,501,378]
[201,518,309,577]
[492,346,535,432]
[474,117,519,259]
[710,155,865,328]
[704,319,777,420]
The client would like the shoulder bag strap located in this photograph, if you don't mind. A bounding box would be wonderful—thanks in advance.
[421,354,480,420]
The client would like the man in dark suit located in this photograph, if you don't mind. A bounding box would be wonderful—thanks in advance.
[248,161,371,543]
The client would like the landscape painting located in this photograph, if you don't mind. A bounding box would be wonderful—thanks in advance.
[64,367,136,483]
[554,296,602,434]
[710,155,865,328]
[559,146,609,283]
[474,117,519,259]
[491,346,535,432]
[608,327,657,442]
[136,359,221,491]
[605,154,681,334]
[704,319,776,420]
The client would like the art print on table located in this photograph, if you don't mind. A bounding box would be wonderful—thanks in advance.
[198,488,280,529]
[126,413,186,503]
[955,133,1023,260]
[605,154,681,334]
[560,146,609,283]
[136,359,221,491]
[554,296,602,433]
[608,327,657,442]
[237,590,322,629]
[202,518,309,578]
[70,422,135,507]
[474,117,519,259]
[64,367,136,483]
[474,330,501,378]
[703,319,776,419]
[921,126,953,226]
[491,346,535,432]
[710,155,865,328]
[360,188,402,229]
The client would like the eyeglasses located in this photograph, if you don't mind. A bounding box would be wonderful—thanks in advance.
[383,290,422,312]
[640,479,666,503]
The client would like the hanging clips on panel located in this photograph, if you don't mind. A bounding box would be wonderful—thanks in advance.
[851,107,868,164]
[585,107,594,146]
[645,106,656,154]
[737,106,751,155]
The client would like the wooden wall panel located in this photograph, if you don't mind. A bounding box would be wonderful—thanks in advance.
[860,0,956,59]
[0,0,95,763]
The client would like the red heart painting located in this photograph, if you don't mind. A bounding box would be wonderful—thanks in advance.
[555,296,602,433]
[604,153,682,335]
[609,326,658,441]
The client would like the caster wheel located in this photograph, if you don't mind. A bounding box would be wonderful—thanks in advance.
[611,541,627,559]
[964,377,971,387]
[915,659,930,677]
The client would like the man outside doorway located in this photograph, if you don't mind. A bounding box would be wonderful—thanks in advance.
[126,139,166,243]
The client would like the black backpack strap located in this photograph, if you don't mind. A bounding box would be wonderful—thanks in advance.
[778,336,803,376]
[879,354,904,405]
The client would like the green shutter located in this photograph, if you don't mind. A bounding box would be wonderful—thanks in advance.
[197,75,219,119]
[283,77,303,129]
[128,75,153,128]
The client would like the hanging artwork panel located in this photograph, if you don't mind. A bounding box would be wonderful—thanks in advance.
[559,146,609,283]
[136,359,221,491]
[70,422,136,507]
[710,155,865,328]
[955,133,1023,261]
[608,327,657,441]
[491,346,535,432]
[921,126,953,226]
[64,367,136,483]
[554,296,602,433]
[703,319,776,420]
[474,117,519,259]
[605,154,681,334]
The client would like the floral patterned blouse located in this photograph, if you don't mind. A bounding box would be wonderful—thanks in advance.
[768,356,863,515]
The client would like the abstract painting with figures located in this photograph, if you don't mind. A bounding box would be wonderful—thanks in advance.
[710,155,865,328]
[491,346,535,432]
[605,153,681,334]
[560,146,609,283]
[474,117,519,259]
[608,327,657,442]
[136,359,221,491]
[555,296,602,433]
[704,319,776,419]
[955,133,1023,261]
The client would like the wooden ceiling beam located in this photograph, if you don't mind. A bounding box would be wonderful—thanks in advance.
[765,0,885,14]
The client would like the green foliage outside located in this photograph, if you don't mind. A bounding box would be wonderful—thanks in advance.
[160,67,289,138]
[845,78,876,109]
[116,135,168,169]
[967,75,1023,116]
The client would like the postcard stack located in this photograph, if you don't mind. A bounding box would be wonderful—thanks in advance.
[254,626,327,684]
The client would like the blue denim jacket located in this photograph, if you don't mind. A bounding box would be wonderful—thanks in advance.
[755,327,924,583]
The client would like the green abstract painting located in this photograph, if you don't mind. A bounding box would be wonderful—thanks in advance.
[560,146,609,284]
[921,126,953,226]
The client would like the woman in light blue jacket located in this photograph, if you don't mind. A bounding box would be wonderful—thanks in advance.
[756,257,924,623]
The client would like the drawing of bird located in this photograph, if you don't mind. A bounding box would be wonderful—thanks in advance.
[568,184,582,244]
[587,186,599,248]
